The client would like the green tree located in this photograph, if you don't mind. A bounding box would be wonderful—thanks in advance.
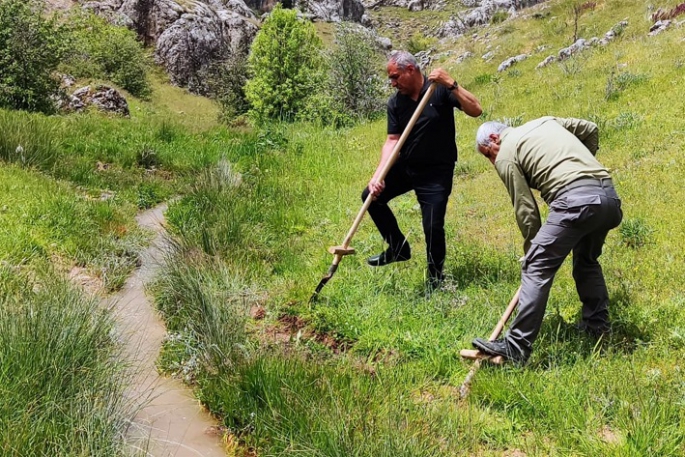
[0,0,66,113]
[245,4,323,123]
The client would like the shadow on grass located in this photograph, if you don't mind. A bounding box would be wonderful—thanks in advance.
[530,286,651,369]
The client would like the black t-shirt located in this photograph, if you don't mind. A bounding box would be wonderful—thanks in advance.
[387,77,462,166]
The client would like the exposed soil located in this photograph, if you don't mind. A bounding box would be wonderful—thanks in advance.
[107,204,226,457]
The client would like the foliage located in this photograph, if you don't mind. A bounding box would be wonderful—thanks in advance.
[0,0,66,113]
[245,4,324,123]
[491,9,510,24]
[299,22,386,127]
[605,70,649,101]
[327,23,386,120]
[0,267,130,455]
[62,11,152,98]
[206,44,251,122]
[619,217,653,248]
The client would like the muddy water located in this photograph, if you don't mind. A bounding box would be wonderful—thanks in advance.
[108,204,226,457]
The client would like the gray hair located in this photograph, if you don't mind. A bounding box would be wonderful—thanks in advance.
[388,50,420,71]
[475,121,508,149]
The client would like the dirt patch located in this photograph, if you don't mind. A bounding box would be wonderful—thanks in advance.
[68,266,104,296]
[600,425,621,444]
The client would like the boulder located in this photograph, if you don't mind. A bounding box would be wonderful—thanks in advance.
[301,0,366,22]
[497,53,527,72]
[84,0,258,94]
[64,85,130,116]
[154,3,258,93]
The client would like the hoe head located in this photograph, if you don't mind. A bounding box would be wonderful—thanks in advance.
[327,245,356,256]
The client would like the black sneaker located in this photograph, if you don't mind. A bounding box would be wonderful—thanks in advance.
[367,246,411,267]
[472,338,527,364]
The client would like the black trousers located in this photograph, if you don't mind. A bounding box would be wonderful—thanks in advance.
[361,161,454,278]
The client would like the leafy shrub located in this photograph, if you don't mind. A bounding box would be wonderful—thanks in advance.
[329,23,385,118]
[0,0,66,113]
[299,22,386,127]
[245,4,324,123]
[62,11,152,98]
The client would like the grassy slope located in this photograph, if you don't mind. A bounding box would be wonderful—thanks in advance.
[0,70,248,453]
[155,0,685,455]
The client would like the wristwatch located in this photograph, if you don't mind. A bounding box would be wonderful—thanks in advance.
[448,81,458,91]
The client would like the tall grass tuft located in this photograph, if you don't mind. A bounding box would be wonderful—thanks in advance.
[0,265,131,455]
[152,243,251,384]
[0,110,62,169]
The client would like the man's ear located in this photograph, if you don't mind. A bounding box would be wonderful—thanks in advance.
[489,133,500,144]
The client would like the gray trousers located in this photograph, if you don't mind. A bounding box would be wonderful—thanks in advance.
[505,178,623,359]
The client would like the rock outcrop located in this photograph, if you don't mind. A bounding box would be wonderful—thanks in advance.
[82,0,259,94]
[60,85,130,116]
[81,0,369,93]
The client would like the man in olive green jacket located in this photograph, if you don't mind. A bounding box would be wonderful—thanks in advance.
[472,117,623,363]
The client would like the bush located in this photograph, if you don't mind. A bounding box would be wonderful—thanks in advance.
[245,4,324,123]
[327,22,386,120]
[0,0,66,113]
[62,11,152,99]
[206,44,251,122]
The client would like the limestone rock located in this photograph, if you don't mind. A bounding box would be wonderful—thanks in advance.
[497,53,528,72]
[65,85,130,116]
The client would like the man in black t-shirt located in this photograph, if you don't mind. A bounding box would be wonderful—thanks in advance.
[363,50,482,289]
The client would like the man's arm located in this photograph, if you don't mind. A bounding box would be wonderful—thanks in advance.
[368,134,400,196]
[496,159,542,254]
[427,68,482,118]
[556,117,599,155]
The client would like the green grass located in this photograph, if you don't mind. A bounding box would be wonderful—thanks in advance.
[1,0,684,453]
[0,266,131,456]
[151,0,685,455]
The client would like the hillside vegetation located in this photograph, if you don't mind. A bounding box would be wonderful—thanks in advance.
[1,0,684,455]
[153,0,685,455]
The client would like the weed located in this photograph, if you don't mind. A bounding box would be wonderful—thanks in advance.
[605,70,649,101]
[612,112,643,131]
[406,32,435,54]
[473,73,499,85]
[619,218,653,248]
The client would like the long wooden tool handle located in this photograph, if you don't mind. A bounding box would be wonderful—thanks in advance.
[488,286,521,341]
[459,286,521,399]
[339,82,438,249]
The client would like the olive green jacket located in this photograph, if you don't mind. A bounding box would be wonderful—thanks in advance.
[495,117,610,253]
